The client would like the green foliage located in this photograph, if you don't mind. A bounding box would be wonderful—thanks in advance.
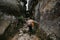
[18,16,24,19]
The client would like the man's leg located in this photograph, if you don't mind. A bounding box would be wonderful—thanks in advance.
[29,26,32,36]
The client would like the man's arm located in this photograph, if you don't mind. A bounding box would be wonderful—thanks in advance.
[34,21,39,25]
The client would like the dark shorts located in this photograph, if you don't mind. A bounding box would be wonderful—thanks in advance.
[28,25,32,32]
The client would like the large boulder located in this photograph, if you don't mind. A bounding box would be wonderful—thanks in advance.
[0,0,27,16]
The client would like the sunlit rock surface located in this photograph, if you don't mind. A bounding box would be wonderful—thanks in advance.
[8,24,39,40]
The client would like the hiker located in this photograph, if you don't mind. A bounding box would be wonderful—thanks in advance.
[26,19,39,35]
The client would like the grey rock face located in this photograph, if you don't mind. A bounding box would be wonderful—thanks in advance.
[39,0,60,39]
[28,0,60,40]
[0,13,16,35]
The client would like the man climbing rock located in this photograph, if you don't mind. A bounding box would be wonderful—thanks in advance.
[26,19,39,36]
